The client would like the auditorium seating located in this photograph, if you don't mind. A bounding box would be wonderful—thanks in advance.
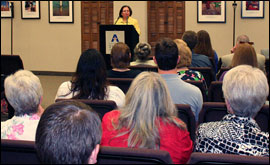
[176,104,196,143]
[207,81,224,102]
[184,80,207,102]
[128,64,158,72]
[107,78,133,94]
[97,146,173,164]
[187,152,269,164]
[1,139,40,164]
[55,99,117,119]
[216,67,230,80]
[198,102,269,132]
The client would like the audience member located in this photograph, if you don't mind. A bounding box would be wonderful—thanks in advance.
[154,38,203,122]
[182,30,213,69]
[174,39,208,91]
[107,42,141,78]
[55,49,125,108]
[195,65,269,156]
[1,70,44,141]
[193,30,219,74]
[219,43,258,81]
[130,42,156,66]
[220,34,266,73]
[36,100,102,164]
[101,72,193,164]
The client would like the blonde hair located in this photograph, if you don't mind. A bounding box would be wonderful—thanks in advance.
[112,72,186,149]
[174,39,192,68]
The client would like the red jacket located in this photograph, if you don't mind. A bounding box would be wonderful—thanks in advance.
[101,110,193,164]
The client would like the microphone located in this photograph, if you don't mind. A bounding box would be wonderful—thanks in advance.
[126,16,129,25]
[114,16,120,24]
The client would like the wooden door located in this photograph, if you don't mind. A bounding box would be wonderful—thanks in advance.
[81,1,113,52]
[148,1,185,55]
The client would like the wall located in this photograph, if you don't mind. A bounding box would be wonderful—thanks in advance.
[1,1,269,72]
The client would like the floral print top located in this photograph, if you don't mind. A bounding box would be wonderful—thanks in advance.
[1,114,40,141]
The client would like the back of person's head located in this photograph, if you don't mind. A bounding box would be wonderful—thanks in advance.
[231,43,258,68]
[116,72,186,149]
[193,30,214,58]
[134,42,152,61]
[236,34,250,44]
[154,38,179,70]
[4,70,43,116]
[174,39,192,68]
[111,42,131,68]
[222,65,268,118]
[36,100,102,164]
[72,49,107,99]
[119,5,132,17]
[182,30,197,50]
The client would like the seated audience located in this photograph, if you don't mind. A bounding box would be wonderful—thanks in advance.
[154,38,203,122]
[221,34,266,73]
[195,65,269,156]
[55,49,125,108]
[130,42,156,66]
[36,100,102,164]
[182,30,213,69]
[101,72,193,164]
[1,70,44,141]
[174,39,208,91]
[107,42,141,78]
[193,30,219,74]
[219,43,258,81]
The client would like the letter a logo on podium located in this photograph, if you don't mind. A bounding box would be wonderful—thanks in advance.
[106,31,125,54]
[111,34,119,42]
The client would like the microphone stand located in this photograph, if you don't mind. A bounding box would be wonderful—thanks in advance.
[232,1,237,47]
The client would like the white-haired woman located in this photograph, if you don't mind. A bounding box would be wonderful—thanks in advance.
[1,70,44,141]
[195,65,269,156]
[101,71,193,164]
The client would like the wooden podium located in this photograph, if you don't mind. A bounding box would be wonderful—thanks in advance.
[99,25,139,69]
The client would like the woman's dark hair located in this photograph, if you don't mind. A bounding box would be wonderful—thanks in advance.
[69,49,108,99]
[119,5,132,17]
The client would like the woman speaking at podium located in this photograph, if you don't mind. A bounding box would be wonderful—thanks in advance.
[115,5,141,36]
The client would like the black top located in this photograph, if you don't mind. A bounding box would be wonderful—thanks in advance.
[107,69,141,78]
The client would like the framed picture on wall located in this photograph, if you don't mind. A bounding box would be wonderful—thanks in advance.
[1,1,13,18]
[241,1,264,18]
[49,1,74,23]
[21,1,40,19]
[197,1,226,23]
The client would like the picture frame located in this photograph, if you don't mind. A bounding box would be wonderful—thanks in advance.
[241,1,264,18]
[1,1,13,18]
[197,1,226,23]
[49,1,74,23]
[21,1,40,19]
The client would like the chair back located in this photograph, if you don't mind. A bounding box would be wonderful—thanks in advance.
[216,67,230,80]
[199,102,269,132]
[188,152,269,164]
[176,104,196,143]
[184,80,207,102]
[208,81,224,102]
[1,139,40,164]
[107,78,133,94]
[129,65,158,72]
[188,67,216,87]
[55,99,117,119]
[97,146,173,164]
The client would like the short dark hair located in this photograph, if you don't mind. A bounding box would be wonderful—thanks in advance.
[182,30,197,50]
[111,42,131,68]
[35,101,102,164]
[119,5,132,17]
[154,38,178,70]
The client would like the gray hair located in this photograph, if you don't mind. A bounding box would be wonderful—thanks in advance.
[134,42,152,61]
[222,65,268,118]
[114,72,186,149]
[236,35,250,44]
[4,70,43,116]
